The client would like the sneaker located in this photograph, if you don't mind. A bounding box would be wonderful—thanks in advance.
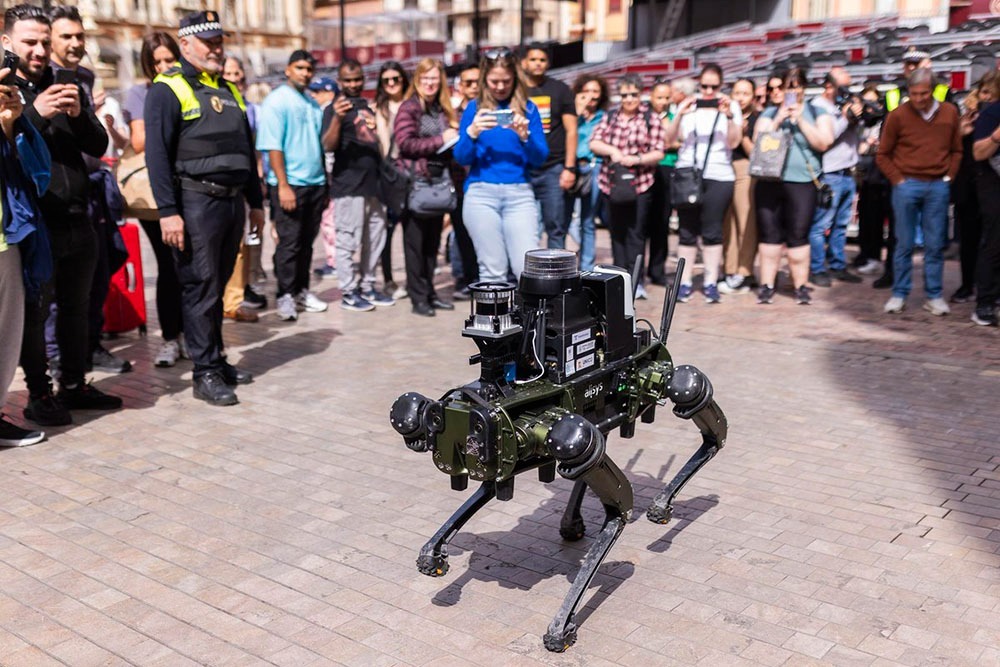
[384,280,399,296]
[0,416,45,447]
[635,283,648,300]
[91,345,132,374]
[831,268,862,284]
[856,259,882,275]
[193,371,238,406]
[971,306,999,326]
[809,271,832,288]
[950,286,974,303]
[884,296,906,314]
[24,391,71,426]
[794,285,812,305]
[717,274,749,295]
[58,382,123,411]
[703,283,721,304]
[341,292,375,312]
[757,285,775,304]
[155,340,180,368]
[312,264,336,279]
[276,294,298,321]
[677,284,693,303]
[296,290,329,313]
[922,298,950,316]
[873,273,894,289]
[361,290,396,307]
[392,284,409,300]
[242,285,267,309]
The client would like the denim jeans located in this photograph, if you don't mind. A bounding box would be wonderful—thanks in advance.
[531,162,572,250]
[890,178,949,299]
[463,182,539,281]
[567,164,600,271]
[808,172,856,274]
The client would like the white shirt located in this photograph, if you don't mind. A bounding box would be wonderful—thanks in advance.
[675,100,741,182]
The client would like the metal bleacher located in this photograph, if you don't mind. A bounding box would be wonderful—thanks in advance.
[553,13,1000,92]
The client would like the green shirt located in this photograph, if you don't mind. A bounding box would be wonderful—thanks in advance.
[658,109,677,167]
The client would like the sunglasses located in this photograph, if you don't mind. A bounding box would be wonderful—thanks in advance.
[700,84,719,91]
[483,47,514,62]
[620,91,640,99]
[768,85,781,91]
[381,75,401,85]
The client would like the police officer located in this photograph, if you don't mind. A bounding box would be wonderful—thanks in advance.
[884,48,952,111]
[144,11,263,406]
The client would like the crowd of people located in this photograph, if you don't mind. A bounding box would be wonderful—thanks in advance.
[1,5,998,447]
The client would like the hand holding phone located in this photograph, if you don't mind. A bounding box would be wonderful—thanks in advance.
[1,51,19,85]
[54,68,76,85]
[493,108,513,127]
[784,91,798,108]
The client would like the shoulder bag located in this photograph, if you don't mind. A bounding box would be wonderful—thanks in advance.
[671,111,720,208]
[117,146,159,219]
[749,123,791,181]
[607,109,655,205]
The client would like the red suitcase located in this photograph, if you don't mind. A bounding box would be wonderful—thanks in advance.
[103,221,148,335]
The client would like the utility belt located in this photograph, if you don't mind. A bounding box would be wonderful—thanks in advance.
[177,176,242,199]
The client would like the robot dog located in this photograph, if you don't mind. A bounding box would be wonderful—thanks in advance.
[390,250,727,651]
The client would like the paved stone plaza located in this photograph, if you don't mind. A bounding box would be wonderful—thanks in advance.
[1,232,998,666]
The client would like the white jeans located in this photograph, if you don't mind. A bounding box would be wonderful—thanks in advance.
[462,182,539,282]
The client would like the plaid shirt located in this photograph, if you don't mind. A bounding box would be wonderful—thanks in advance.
[591,105,666,195]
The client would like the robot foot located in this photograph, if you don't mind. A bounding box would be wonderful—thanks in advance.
[645,503,673,525]
[559,518,586,542]
[417,553,450,577]
[543,623,578,653]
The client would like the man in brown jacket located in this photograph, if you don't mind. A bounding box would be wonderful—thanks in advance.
[876,67,962,316]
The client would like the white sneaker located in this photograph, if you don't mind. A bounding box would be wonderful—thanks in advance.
[857,259,882,275]
[296,290,328,313]
[154,340,180,368]
[277,293,298,321]
[392,284,409,300]
[717,274,750,295]
[922,297,950,316]
[884,296,906,314]
[635,283,648,300]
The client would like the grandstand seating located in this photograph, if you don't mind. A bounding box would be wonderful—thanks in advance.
[552,13,1000,93]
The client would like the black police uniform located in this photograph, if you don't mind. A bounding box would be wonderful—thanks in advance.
[144,58,263,384]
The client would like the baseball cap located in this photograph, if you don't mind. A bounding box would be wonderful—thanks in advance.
[308,77,336,92]
[179,11,223,39]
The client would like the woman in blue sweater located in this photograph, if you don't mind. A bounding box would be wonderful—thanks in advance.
[454,48,548,281]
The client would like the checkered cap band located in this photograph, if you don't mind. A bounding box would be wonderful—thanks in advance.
[178,21,222,38]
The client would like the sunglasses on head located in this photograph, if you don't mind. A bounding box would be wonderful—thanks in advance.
[483,47,514,63]
[381,75,401,85]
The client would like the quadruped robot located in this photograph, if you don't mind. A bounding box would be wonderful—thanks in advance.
[389,249,728,652]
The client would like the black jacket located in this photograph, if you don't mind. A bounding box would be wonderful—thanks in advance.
[17,67,109,225]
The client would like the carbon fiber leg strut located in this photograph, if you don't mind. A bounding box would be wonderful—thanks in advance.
[417,481,496,577]
[543,415,633,652]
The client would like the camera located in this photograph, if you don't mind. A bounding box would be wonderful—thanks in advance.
[390,250,728,652]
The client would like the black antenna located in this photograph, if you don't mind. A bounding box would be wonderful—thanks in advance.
[630,255,643,301]
[659,257,685,344]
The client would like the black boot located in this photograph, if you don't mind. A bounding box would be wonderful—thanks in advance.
[221,363,253,386]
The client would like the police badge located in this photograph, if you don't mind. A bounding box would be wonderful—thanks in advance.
[211,96,223,113]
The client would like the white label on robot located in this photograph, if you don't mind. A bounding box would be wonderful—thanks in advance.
[565,361,576,376]
[577,339,595,354]
[572,329,591,345]
[566,345,574,361]
[576,353,595,371]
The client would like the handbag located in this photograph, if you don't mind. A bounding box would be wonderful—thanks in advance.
[378,134,411,214]
[116,146,158,219]
[671,112,720,207]
[407,170,457,218]
[568,162,593,199]
[608,163,637,205]
[791,134,833,210]
[749,130,790,180]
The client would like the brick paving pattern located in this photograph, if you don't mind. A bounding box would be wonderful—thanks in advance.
[1,231,998,666]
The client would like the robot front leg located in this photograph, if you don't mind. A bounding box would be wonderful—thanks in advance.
[647,365,728,524]
[417,480,497,577]
[543,415,633,652]
[559,480,588,542]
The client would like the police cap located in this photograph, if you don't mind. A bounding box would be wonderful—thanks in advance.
[179,11,224,39]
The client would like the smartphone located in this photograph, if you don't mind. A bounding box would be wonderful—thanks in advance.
[493,108,513,127]
[695,98,718,109]
[54,68,76,85]
[784,92,798,108]
[1,50,19,85]
[350,97,370,113]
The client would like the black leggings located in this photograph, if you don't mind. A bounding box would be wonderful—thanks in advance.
[754,180,816,248]
[677,178,733,246]
[138,218,183,341]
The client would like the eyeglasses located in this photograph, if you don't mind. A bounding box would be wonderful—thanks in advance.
[483,47,514,63]
[700,83,719,91]
[381,75,401,85]
[418,76,439,83]
[620,91,640,99]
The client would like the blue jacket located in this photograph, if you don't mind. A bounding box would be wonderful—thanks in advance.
[2,117,53,300]
[453,99,548,189]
